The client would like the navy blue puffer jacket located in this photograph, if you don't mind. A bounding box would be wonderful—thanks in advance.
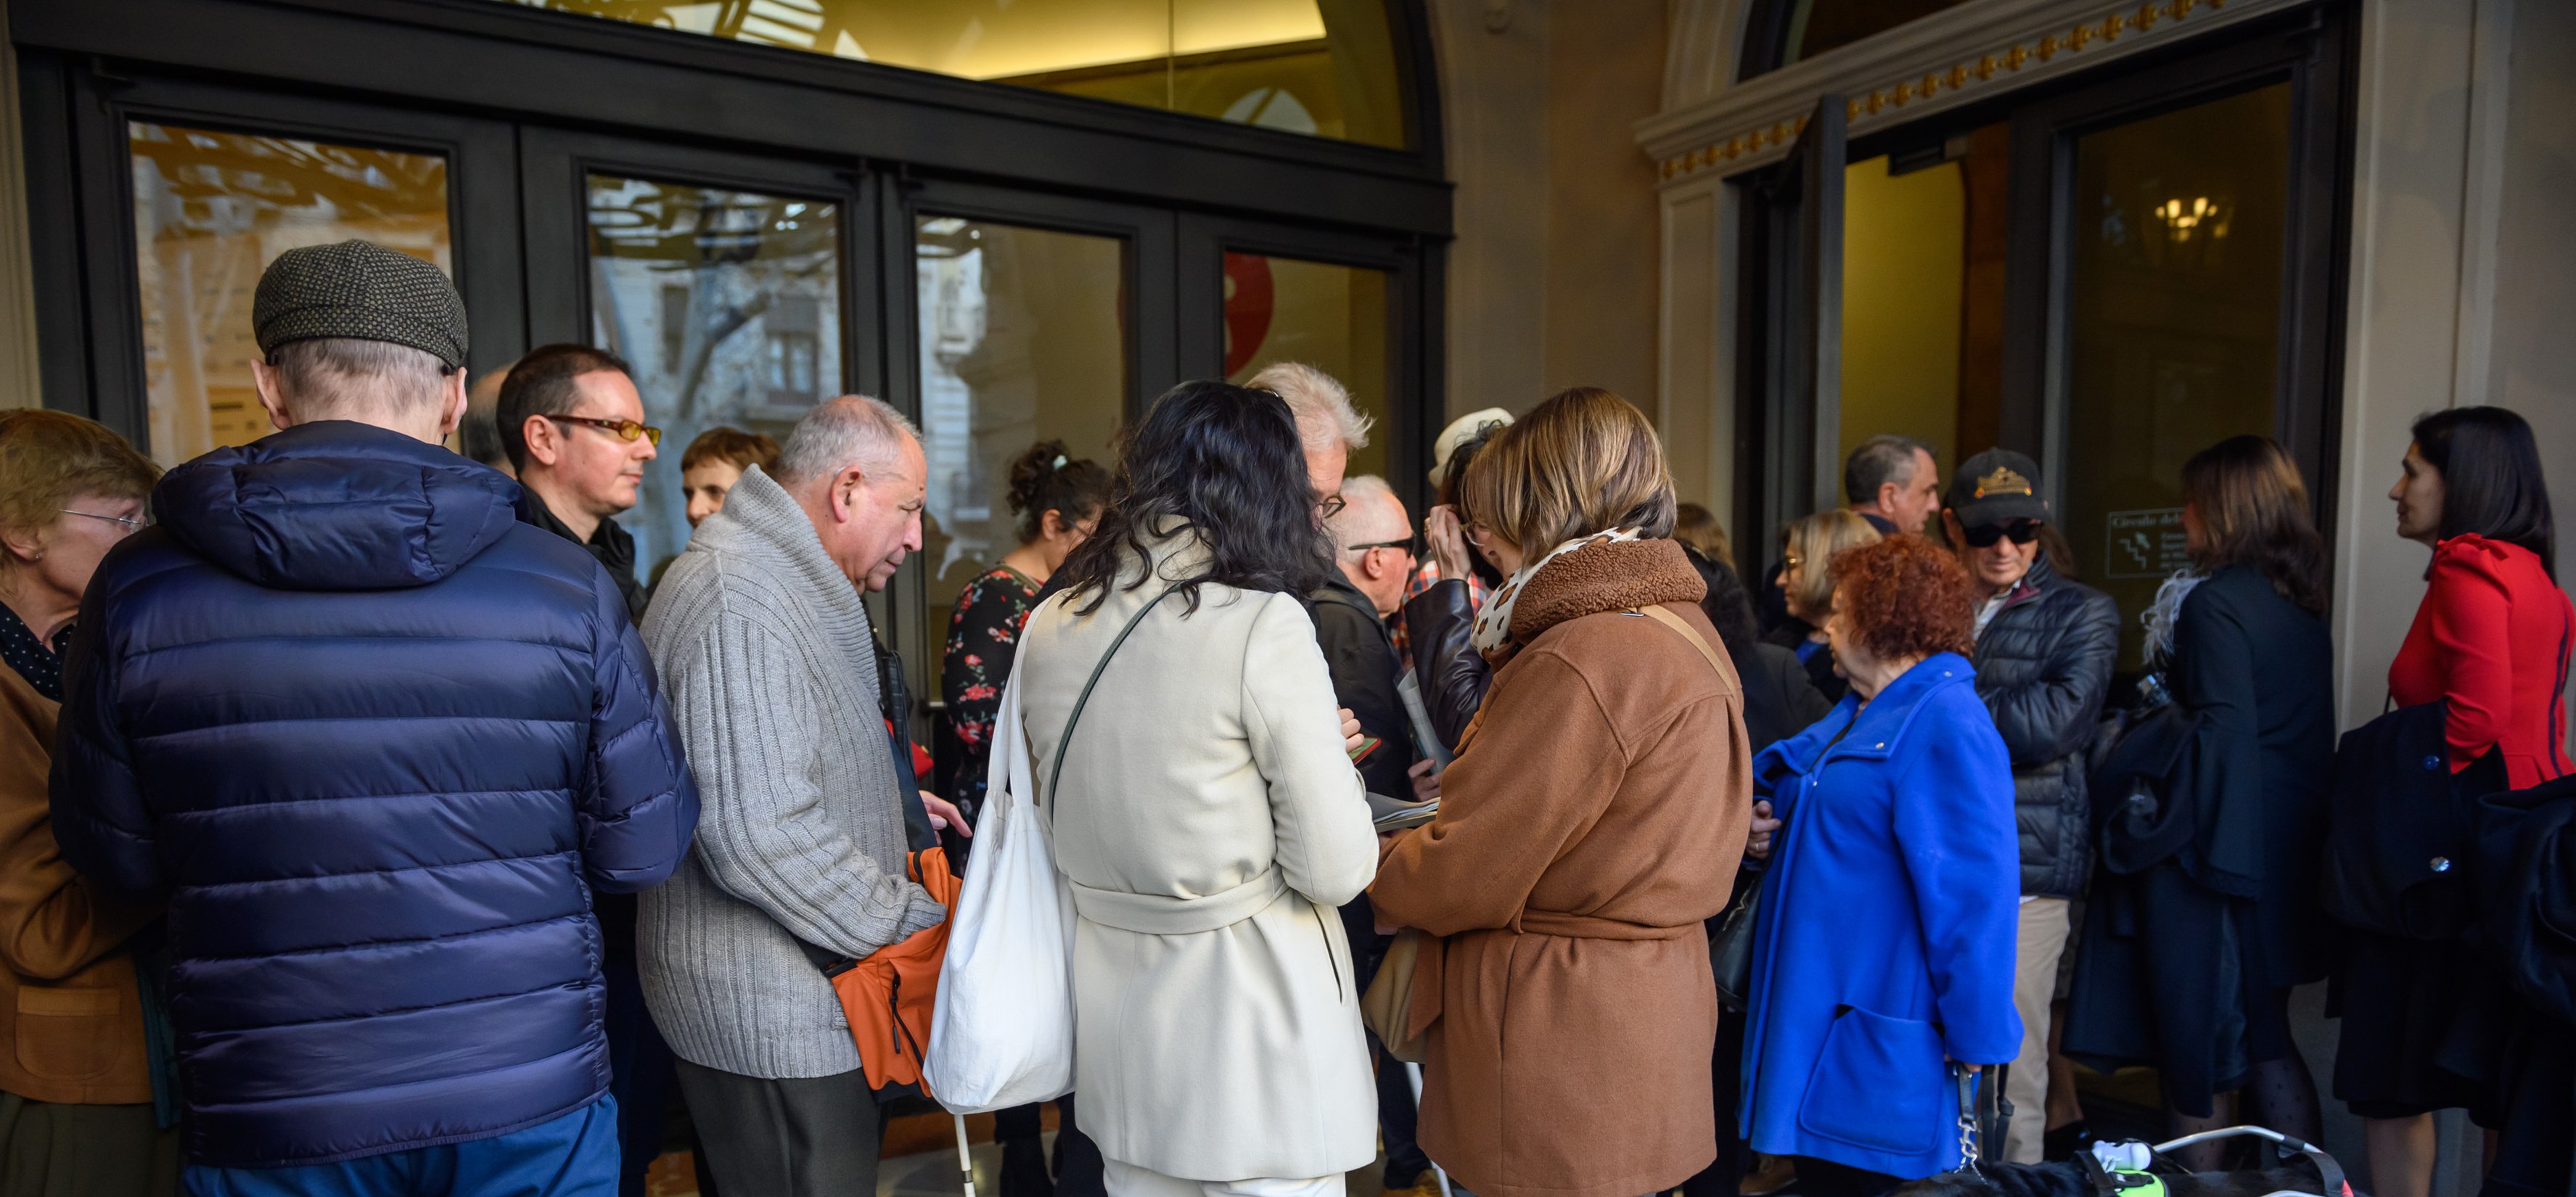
[49,421,697,1168]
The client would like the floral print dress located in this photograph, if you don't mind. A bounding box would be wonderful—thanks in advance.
[942,563,1043,818]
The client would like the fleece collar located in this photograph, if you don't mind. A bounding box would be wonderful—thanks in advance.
[1507,538,1707,645]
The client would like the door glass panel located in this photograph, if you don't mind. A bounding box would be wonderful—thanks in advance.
[497,0,1409,148]
[587,175,842,579]
[1223,252,1388,482]
[129,122,451,467]
[915,215,1128,698]
[2060,83,2292,667]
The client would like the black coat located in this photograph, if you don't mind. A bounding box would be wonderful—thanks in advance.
[1403,578,1490,756]
[1970,556,2120,898]
[1740,642,1832,754]
[1759,619,1847,707]
[1311,575,1416,801]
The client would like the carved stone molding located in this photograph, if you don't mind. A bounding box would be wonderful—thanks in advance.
[1638,0,2313,184]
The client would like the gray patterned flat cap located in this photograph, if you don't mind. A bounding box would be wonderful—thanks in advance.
[253,240,468,369]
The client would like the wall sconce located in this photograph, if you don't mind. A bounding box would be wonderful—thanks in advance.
[2154,196,2228,242]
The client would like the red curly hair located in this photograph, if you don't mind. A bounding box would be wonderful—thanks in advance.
[1828,535,1977,662]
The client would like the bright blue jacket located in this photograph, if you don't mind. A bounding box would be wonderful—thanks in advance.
[1737,652,2021,1178]
[49,421,698,1169]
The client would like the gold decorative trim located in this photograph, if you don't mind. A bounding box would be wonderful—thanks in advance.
[1657,0,2228,181]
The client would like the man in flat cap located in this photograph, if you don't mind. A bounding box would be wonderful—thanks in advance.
[52,239,697,1195]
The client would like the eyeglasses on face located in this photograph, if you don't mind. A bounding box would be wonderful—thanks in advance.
[60,508,147,533]
[547,414,663,447]
[1961,519,2043,548]
[1345,536,1421,558]
[1316,494,1348,519]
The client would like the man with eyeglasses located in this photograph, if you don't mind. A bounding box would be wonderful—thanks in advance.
[1940,448,2119,1166]
[1309,474,1437,1197]
[499,344,663,621]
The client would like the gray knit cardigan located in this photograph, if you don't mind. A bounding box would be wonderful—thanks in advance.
[636,466,946,1079]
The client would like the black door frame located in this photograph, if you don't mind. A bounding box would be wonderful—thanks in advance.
[1727,3,2353,585]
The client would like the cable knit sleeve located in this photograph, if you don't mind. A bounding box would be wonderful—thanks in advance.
[671,612,942,959]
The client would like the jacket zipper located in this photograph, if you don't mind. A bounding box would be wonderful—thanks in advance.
[1311,905,1345,1001]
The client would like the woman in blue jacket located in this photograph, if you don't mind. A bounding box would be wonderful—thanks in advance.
[1739,535,2023,1197]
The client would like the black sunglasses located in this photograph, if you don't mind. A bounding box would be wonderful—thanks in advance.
[1961,519,2043,548]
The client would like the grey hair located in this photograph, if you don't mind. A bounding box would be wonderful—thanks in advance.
[1843,434,1936,506]
[1247,361,1372,452]
[1326,474,1408,551]
[774,394,920,487]
[269,337,454,418]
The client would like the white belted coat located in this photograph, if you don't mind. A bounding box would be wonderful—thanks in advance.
[1014,534,1381,1182]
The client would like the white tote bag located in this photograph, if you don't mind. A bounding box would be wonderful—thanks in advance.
[923,664,1078,1111]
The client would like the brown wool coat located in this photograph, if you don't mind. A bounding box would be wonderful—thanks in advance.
[1371,538,1753,1197]
[0,665,156,1104]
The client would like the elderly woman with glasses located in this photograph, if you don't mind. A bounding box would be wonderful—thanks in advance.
[1762,511,1882,706]
[0,410,171,1191]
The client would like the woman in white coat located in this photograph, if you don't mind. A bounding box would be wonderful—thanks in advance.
[1014,380,1383,1197]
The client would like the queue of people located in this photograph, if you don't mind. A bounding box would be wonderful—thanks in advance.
[2,236,2572,1197]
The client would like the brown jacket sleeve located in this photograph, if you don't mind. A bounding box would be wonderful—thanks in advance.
[1371,647,1627,934]
[1,671,152,982]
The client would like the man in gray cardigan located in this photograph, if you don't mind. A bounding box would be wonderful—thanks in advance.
[638,395,961,1196]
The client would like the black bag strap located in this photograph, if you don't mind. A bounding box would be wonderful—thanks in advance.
[1043,583,1183,807]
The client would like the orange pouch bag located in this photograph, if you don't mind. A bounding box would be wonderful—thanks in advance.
[817,847,961,1096]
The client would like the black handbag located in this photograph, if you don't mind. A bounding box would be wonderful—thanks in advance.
[1707,882,1760,1012]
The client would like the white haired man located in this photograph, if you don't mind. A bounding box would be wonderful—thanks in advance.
[1247,361,1372,505]
[638,395,967,1196]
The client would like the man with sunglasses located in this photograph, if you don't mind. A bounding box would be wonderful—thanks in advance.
[1940,448,2120,1165]
[500,343,663,621]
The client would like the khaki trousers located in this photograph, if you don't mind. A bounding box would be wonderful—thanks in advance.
[2003,897,2072,1164]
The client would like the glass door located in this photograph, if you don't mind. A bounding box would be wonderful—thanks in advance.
[64,74,520,463]
[520,129,874,583]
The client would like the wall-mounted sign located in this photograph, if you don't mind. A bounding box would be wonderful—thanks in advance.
[2106,508,2190,579]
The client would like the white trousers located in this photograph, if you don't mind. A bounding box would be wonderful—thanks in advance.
[1103,1160,1345,1197]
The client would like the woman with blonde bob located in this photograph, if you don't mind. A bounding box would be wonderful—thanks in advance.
[1372,387,1752,1197]
[1763,511,1882,705]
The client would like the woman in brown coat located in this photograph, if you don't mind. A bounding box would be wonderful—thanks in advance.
[0,410,171,1196]
[1371,387,1753,1197]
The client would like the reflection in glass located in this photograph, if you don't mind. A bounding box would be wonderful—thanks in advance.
[2061,83,2292,667]
[1839,153,1964,478]
[915,215,1127,695]
[588,176,841,577]
[129,123,451,466]
[496,0,1408,147]
[1223,252,1388,482]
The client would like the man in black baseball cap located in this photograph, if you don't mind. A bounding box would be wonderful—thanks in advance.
[1939,446,2119,1164]
[53,239,696,1193]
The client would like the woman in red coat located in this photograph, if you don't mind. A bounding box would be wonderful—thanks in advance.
[2342,406,2571,1197]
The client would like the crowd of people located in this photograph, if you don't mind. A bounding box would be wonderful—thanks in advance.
[1,238,2569,1197]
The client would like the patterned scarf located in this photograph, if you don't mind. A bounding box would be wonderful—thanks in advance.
[1469,527,1644,656]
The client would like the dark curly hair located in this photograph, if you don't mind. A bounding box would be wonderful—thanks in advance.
[1828,535,1977,662]
[1004,439,1112,544]
[1056,380,1334,617]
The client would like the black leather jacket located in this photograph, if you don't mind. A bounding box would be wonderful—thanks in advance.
[1972,556,2121,898]
[1403,579,1490,754]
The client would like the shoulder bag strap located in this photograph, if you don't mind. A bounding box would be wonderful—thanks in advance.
[1042,583,1184,807]
[1634,604,1727,679]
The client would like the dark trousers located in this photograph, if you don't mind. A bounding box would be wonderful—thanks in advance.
[673,1060,880,1197]
[1341,894,1429,1188]
[1680,1010,1751,1197]
[1789,1156,1900,1197]
[0,1094,179,1197]
[993,1095,1105,1197]
[599,896,675,1197]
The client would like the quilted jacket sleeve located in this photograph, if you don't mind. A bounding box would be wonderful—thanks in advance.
[1984,587,2122,767]
[580,567,700,894]
[47,575,165,901]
